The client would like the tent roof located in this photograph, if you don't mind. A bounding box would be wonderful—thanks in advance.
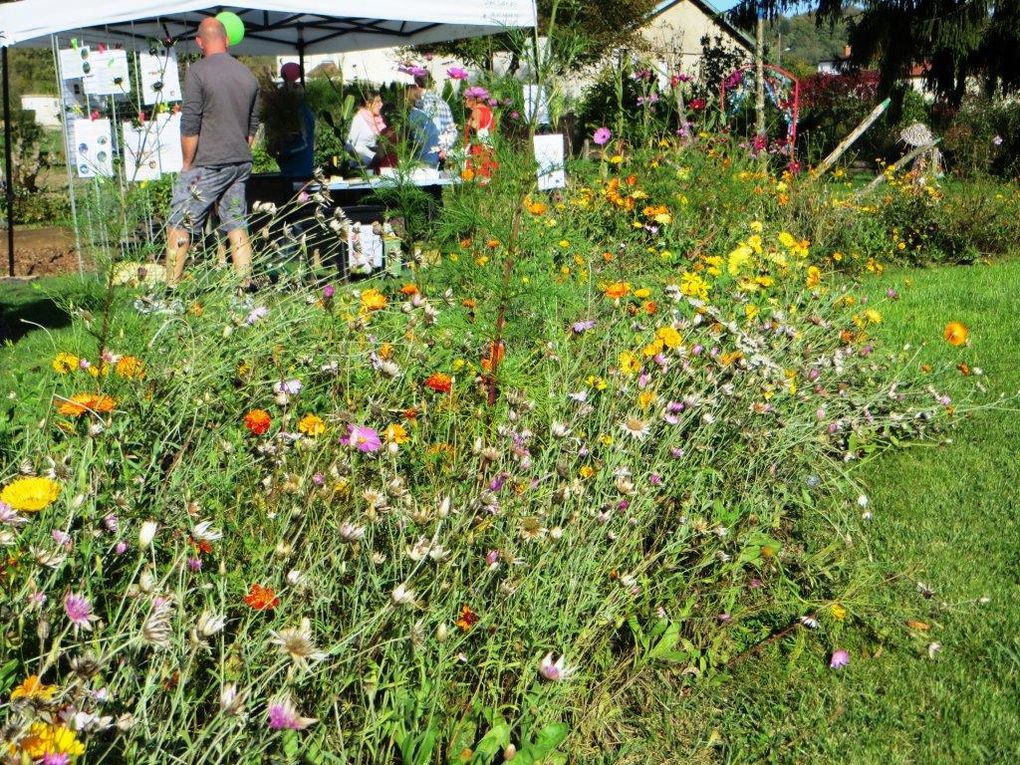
[0,0,536,53]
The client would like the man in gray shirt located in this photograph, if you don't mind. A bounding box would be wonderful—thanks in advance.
[167,17,259,285]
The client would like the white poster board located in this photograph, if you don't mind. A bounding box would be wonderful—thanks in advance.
[139,49,182,105]
[122,123,161,181]
[155,113,183,173]
[59,46,90,80]
[83,50,131,96]
[73,119,114,178]
[533,133,565,190]
[523,84,550,126]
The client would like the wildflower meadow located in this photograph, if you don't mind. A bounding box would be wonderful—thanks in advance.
[0,121,1006,763]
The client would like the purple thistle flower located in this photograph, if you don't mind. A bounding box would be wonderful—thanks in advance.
[64,592,96,632]
[322,284,335,300]
[464,86,490,100]
[115,540,128,554]
[447,66,469,80]
[341,424,382,453]
[267,696,317,730]
[43,754,71,765]
[188,557,203,571]
[246,306,269,325]
[592,127,612,146]
[830,649,850,669]
[103,513,119,533]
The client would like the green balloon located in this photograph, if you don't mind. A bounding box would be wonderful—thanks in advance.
[215,11,245,46]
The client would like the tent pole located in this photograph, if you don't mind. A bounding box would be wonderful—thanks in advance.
[51,35,83,275]
[297,28,306,86]
[3,46,16,278]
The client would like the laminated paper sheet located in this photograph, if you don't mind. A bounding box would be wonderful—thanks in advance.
[83,49,131,96]
[73,118,114,178]
[533,133,566,190]
[122,123,161,181]
[139,49,182,105]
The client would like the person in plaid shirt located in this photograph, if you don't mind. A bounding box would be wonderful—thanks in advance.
[415,75,458,154]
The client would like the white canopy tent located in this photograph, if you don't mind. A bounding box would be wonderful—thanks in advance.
[0,0,537,274]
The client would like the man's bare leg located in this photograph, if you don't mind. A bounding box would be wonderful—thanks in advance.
[167,227,191,285]
[226,228,252,285]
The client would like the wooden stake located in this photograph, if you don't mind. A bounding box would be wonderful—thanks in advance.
[812,98,891,179]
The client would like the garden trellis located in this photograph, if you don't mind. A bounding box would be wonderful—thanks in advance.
[719,63,799,162]
[0,0,538,275]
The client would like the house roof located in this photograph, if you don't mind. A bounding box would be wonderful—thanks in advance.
[648,0,754,51]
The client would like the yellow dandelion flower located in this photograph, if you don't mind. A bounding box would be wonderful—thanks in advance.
[52,352,79,374]
[1,476,61,512]
[384,423,409,444]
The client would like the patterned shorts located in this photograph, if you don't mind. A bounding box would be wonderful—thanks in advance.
[168,162,252,236]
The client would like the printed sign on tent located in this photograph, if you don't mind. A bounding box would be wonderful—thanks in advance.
[73,118,114,178]
[533,133,565,190]
[83,50,131,96]
[139,49,182,105]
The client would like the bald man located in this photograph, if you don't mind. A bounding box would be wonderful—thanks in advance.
[167,18,259,285]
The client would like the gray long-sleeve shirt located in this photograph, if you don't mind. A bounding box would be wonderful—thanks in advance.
[181,52,259,168]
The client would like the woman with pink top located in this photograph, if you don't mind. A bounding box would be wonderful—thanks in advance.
[346,92,386,169]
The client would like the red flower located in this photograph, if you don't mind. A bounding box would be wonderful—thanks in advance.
[244,583,279,610]
[689,98,706,111]
[243,409,271,435]
[425,373,452,394]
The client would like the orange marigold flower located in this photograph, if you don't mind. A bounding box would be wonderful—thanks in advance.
[243,409,272,436]
[486,238,501,249]
[456,604,479,632]
[360,289,388,312]
[643,300,658,315]
[10,675,57,702]
[244,583,279,610]
[462,298,477,309]
[460,167,476,182]
[526,200,548,215]
[957,363,971,376]
[425,373,453,394]
[402,407,419,421]
[944,321,968,346]
[399,283,419,296]
[115,355,145,379]
[603,281,631,300]
[297,413,326,437]
[56,393,116,418]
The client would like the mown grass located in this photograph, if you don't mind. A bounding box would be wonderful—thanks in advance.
[657,258,1020,764]
[2,258,1018,763]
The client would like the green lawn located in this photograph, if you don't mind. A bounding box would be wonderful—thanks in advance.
[2,261,1019,763]
[659,259,1020,763]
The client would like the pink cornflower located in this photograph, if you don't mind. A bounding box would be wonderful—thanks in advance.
[64,592,97,632]
[592,127,612,145]
[572,319,596,333]
[464,86,489,100]
[539,652,576,681]
[830,649,850,669]
[447,67,469,80]
[341,424,382,452]
[267,696,317,730]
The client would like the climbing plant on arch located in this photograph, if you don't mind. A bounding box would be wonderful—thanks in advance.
[720,64,800,160]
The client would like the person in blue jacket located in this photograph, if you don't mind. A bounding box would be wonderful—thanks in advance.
[405,84,442,169]
[274,62,315,178]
